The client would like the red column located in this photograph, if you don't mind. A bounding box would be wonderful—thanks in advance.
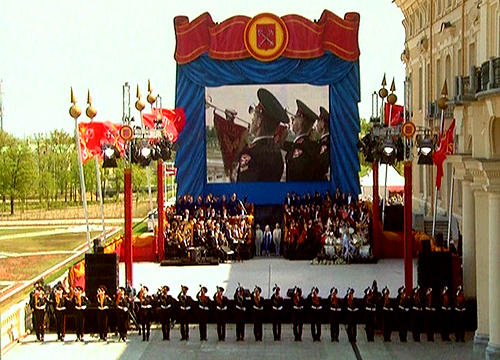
[124,168,133,286]
[404,160,413,295]
[372,160,381,259]
[157,160,165,262]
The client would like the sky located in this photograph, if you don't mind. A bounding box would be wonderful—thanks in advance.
[0,1,405,138]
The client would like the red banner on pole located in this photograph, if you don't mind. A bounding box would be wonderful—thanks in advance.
[213,111,248,175]
[432,119,456,190]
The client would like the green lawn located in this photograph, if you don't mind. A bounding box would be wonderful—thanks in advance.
[0,231,100,253]
[0,254,70,282]
[0,227,66,237]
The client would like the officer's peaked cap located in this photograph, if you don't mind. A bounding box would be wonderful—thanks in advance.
[257,88,289,127]
[296,99,318,124]
[319,106,329,121]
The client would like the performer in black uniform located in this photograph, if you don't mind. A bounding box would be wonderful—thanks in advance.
[159,285,174,340]
[31,285,47,342]
[308,287,323,341]
[454,285,466,342]
[213,286,229,341]
[291,287,305,341]
[345,288,359,343]
[115,287,129,341]
[177,285,193,340]
[424,287,436,341]
[411,286,423,342]
[73,286,88,342]
[196,285,210,341]
[251,285,265,341]
[285,99,320,182]
[52,285,68,341]
[315,106,330,180]
[270,284,284,341]
[234,88,289,182]
[439,286,452,342]
[328,287,342,341]
[234,284,247,341]
[364,287,376,342]
[96,285,112,341]
[138,286,153,341]
[396,286,410,342]
[381,286,394,342]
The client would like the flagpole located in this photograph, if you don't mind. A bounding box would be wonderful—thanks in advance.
[69,88,92,252]
[432,81,448,238]
[86,90,106,243]
[382,77,396,226]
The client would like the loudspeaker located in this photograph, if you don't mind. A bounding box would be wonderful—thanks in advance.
[85,253,118,303]
[418,252,452,290]
[421,239,431,253]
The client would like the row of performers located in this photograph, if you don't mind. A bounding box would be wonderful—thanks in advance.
[29,282,467,343]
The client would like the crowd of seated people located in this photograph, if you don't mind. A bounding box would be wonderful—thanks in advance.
[164,193,254,262]
[282,189,373,262]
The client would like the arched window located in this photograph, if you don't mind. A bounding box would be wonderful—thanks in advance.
[445,55,452,93]
[491,117,500,157]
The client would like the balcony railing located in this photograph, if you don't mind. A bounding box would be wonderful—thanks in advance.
[455,56,500,101]
[426,100,454,120]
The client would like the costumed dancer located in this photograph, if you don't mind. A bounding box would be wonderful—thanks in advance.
[197,285,210,341]
[177,285,192,340]
[271,284,284,341]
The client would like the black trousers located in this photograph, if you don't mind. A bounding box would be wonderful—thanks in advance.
[311,321,321,341]
[293,321,303,340]
[34,310,45,340]
[424,311,435,341]
[217,321,226,340]
[382,311,392,341]
[365,314,375,342]
[97,310,108,340]
[454,312,465,342]
[347,319,357,342]
[117,311,129,339]
[141,320,150,341]
[398,310,408,342]
[236,320,245,340]
[273,321,282,340]
[161,312,170,340]
[441,310,452,341]
[329,314,340,341]
[55,311,66,339]
[75,311,85,339]
[254,320,263,341]
[411,310,422,342]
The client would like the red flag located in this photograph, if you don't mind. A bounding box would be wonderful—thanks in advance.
[78,121,125,164]
[384,103,405,126]
[432,119,456,190]
[142,107,185,142]
[213,111,248,175]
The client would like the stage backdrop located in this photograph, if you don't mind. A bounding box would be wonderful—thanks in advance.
[174,10,361,205]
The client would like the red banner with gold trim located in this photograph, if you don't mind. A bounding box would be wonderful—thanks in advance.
[174,10,360,64]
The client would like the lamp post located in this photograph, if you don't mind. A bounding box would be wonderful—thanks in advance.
[69,88,92,252]
[152,92,165,263]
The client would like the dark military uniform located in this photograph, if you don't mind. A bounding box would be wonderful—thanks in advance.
[381,287,394,342]
[440,286,452,341]
[396,286,410,342]
[159,286,174,340]
[51,287,68,341]
[454,286,466,342]
[31,287,47,342]
[139,287,153,341]
[291,288,305,341]
[96,286,112,341]
[411,286,424,342]
[285,135,320,181]
[236,138,284,182]
[73,287,89,342]
[316,106,330,180]
[177,286,193,340]
[251,286,265,341]
[196,286,210,341]
[364,288,376,342]
[270,286,284,341]
[213,287,229,341]
[345,288,359,342]
[308,287,323,341]
[234,286,247,341]
[115,288,129,341]
[424,288,436,341]
[328,287,342,341]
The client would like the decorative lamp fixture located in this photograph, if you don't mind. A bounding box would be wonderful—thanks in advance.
[102,143,119,168]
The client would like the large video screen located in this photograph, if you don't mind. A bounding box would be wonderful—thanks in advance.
[205,84,329,184]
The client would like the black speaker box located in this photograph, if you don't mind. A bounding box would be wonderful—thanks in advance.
[85,253,118,303]
[418,251,452,291]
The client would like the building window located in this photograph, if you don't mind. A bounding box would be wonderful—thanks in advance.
[419,67,423,110]
[436,58,442,95]
[445,55,452,93]
[491,117,500,157]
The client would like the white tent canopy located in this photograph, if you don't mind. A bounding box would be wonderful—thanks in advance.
[360,164,405,199]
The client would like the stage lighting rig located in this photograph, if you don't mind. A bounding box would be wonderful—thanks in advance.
[416,131,436,165]
[102,143,120,168]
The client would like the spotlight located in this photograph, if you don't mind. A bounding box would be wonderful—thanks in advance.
[102,143,119,168]
[132,141,153,167]
[378,137,397,164]
[382,137,396,156]
[417,134,435,165]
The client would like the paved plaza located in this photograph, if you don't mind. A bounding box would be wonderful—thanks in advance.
[3,258,487,360]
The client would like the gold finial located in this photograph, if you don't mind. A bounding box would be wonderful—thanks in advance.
[69,87,82,119]
[379,73,388,99]
[135,84,145,112]
[441,80,448,97]
[86,89,97,120]
[438,80,449,110]
[387,78,397,105]
[147,79,156,105]
[390,78,396,92]
[381,73,387,87]
[148,79,152,93]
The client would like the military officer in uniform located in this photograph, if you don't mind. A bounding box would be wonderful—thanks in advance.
[52,285,68,341]
[440,286,452,341]
[363,287,376,342]
[73,286,88,342]
[96,285,112,341]
[396,286,410,342]
[177,285,192,340]
[251,285,265,341]
[234,88,289,182]
[285,100,320,182]
[315,106,330,180]
[197,285,210,341]
[345,288,359,343]
[159,285,174,340]
[115,287,129,341]
[31,285,47,342]
[138,285,153,341]
[424,287,436,341]
[234,284,247,341]
[328,287,342,341]
[270,284,284,341]
[411,286,424,342]
[291,287,305,341]
[381,286,394,342]
[214,286,229,341]
[454,285,466,342]
[308,287,323,341]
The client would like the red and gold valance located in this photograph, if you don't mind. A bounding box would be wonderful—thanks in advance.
[174,10,360,64]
